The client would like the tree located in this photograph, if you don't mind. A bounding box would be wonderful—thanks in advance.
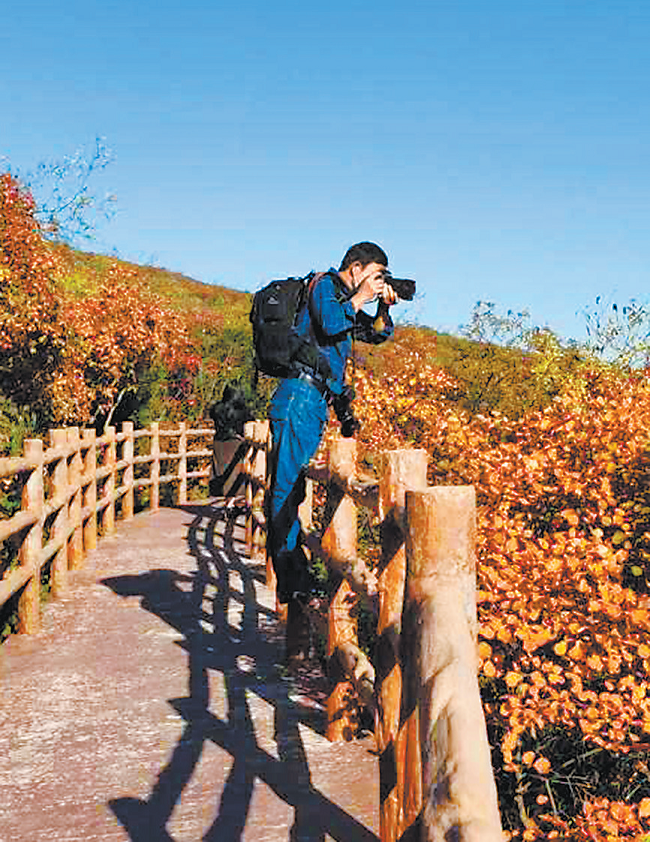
[582,295,650,369]
[13,137,117,243]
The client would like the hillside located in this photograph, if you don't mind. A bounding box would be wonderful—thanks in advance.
[53,243,252,324]
[7,171,650,838]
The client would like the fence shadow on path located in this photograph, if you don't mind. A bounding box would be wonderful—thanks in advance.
[102,502,378,842]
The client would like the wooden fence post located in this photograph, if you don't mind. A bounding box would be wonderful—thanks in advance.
[178,421,187,506]
[50,429,69,597]
[298,475,313,536]
[17,439,44,634]
[265,425,277,593]
[123,422,135,519]
[376,449,428,842]
[150,422,160,512]
[251,420,269,561]
[104,426,117,534]
[67,427,84,570]
[244,420,256,556]
[322,436,360,742]
[403,487,503,842]
[82,429,97,552]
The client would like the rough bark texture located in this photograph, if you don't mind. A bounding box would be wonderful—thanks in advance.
[403,487,503,842]
[18,439,43,634]
[322,437,360,741]
[251,420,269,561]
[376,450,428,842]
[50,429,70,598]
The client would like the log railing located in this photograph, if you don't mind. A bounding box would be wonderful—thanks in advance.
[241,420,504,842]
[0,418,504,840]
[0,421,217,635]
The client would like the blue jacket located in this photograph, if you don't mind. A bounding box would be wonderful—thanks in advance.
[293,268,394,395]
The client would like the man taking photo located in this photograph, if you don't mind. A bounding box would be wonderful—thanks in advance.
[266,241,397,664]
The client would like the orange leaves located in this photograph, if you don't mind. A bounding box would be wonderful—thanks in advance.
[353,329,650,801]
[482,660,497,678]
[478,641,492,660]
[586,652,604,672]
[506,671,524,689]
[562,508,580,526]
[518,626,557,655]
[533,755,551,774]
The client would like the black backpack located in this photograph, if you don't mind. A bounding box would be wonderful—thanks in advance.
[250,272,326,378]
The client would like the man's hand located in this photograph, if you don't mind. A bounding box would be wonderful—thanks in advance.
[381,281,397,306]
[350,268,396,312]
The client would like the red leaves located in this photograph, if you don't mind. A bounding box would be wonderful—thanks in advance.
[1,172,213,425]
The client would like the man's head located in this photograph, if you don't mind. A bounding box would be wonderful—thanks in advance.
[339,242,388,272]
[338,241,388,293]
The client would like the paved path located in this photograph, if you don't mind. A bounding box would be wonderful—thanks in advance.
[0,503,379,841]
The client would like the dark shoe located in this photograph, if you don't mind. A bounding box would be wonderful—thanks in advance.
[291,589,329,641]
[285,597,311,664]
[291,589,328,613]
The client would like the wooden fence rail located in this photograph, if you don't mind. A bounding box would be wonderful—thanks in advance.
[0,421,218,634]
[242,420,504,842]
[0,418,504,840]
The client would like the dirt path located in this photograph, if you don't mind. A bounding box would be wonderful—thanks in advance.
[0,504,379,841]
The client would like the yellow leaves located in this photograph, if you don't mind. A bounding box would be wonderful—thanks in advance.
[482,660,497,678]
[586,653,604,672]
[478,641,492,660]
[505,671,523,689]
[639,797,650,818]
[553,639,568,656]
[533,756,551,774]
[520,626,556,654]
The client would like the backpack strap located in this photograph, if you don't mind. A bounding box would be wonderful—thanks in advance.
[303,272,335,382]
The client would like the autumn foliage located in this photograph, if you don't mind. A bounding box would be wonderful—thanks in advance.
[5,170,650,838]
[348,329,650,840]
[0,173,219,432]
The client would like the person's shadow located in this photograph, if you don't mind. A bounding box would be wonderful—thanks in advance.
[103,502,378,842]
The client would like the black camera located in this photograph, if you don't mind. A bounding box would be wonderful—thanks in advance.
[380,269,416,301]
[332,385,359,438]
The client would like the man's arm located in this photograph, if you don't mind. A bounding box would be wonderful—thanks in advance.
[309,274,357,338]
[353,301,394,344]
[309,271,395,341]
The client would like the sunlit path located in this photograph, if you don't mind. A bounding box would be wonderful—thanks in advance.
[0,504,379,842]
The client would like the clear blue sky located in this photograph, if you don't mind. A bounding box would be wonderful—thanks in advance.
[2,0,649,342]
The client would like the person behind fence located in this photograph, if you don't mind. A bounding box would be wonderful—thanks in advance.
[209,385,253,497]
[267,242,397,623]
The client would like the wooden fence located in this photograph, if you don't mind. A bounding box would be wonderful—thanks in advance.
[242,420,504,842]
[0,419,504,841]
[0,421,216,635]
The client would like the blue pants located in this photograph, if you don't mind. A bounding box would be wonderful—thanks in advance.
[268,378,329,603]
